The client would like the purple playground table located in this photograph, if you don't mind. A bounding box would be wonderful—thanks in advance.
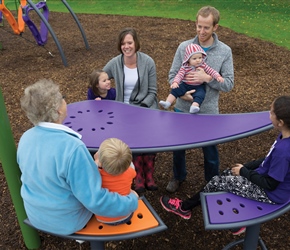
[63,100,273,153]
[200,192,290,249]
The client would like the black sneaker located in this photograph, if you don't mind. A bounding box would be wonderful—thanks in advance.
[166,179,184,193]
[160,196,191,219]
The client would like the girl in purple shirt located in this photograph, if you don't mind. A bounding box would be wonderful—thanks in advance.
[87,69,116,100]
[160,96,290,234]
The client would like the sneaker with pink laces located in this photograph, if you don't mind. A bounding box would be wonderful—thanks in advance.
[160,196,191,219]
[230,227,246,236]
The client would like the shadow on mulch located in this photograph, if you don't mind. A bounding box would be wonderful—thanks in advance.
[1,12,290,250]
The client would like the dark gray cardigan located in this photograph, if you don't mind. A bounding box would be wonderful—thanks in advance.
[103,52,158,109]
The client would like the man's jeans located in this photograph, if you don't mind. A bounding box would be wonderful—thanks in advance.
[172,108,219,182]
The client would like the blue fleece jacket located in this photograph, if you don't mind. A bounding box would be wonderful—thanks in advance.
[17,123,138,235]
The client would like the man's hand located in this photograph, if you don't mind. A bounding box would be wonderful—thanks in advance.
[185,68,213,83]
[180,89,195,101]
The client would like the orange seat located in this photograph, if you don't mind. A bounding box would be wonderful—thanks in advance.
[24,196,167,250]
[76,198,159,236]
[0,0,26,34]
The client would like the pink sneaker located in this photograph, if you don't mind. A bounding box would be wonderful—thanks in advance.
[160,196,191,219]
[230,227,246,235]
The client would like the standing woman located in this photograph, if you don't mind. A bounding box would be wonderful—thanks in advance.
[103,27,159,194]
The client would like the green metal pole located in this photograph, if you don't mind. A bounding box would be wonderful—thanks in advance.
[0,87,41,249]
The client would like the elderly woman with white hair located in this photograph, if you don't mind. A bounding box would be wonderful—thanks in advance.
[17,79,138,235]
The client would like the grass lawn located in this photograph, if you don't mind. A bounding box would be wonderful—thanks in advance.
[44,0,290,50]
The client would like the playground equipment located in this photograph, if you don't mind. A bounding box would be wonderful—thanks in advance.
[24,196,167,250]
[63,100,273,154]
[22,0,49,46]
[0,0,89,66]
[0,87,41,249]
[201,192,290,249]
[3,89,289,249]
[0,86,167,249]
[0,0,26,34]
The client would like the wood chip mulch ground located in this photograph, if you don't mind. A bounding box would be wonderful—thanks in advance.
[1,12,290,249]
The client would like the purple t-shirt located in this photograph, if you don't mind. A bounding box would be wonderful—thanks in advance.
[256,134,290,203]
[87,88,116,100]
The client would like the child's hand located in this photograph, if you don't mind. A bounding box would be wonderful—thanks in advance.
[95,97,102,100]
[217,76,224,83]
[171,82,179,89]
[231,163,243,176]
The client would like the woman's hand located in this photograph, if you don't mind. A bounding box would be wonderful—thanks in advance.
[231,164,243,176]
[131,189,139,198]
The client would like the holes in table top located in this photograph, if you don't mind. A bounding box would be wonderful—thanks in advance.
[65,110,115,131]
[216,199,223,205]
[232,208,239,214]
[99,123,113,130]
[257,206,263,210]
[98,225,103,230]
[137,213,143,219]
[216,198,232,205]
[218,211,224,215]
[239,203,245,208]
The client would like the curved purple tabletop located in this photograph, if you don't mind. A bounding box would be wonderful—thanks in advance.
[63,100,273,153]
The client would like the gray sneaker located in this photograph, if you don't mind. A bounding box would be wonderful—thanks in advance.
[166,179,183,193]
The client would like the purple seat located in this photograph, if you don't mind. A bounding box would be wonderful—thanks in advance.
[22,1,49,46]
[64,100,273,153]
[200,192,290,249]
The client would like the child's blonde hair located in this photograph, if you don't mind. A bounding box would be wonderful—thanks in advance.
[98,138,132,175]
